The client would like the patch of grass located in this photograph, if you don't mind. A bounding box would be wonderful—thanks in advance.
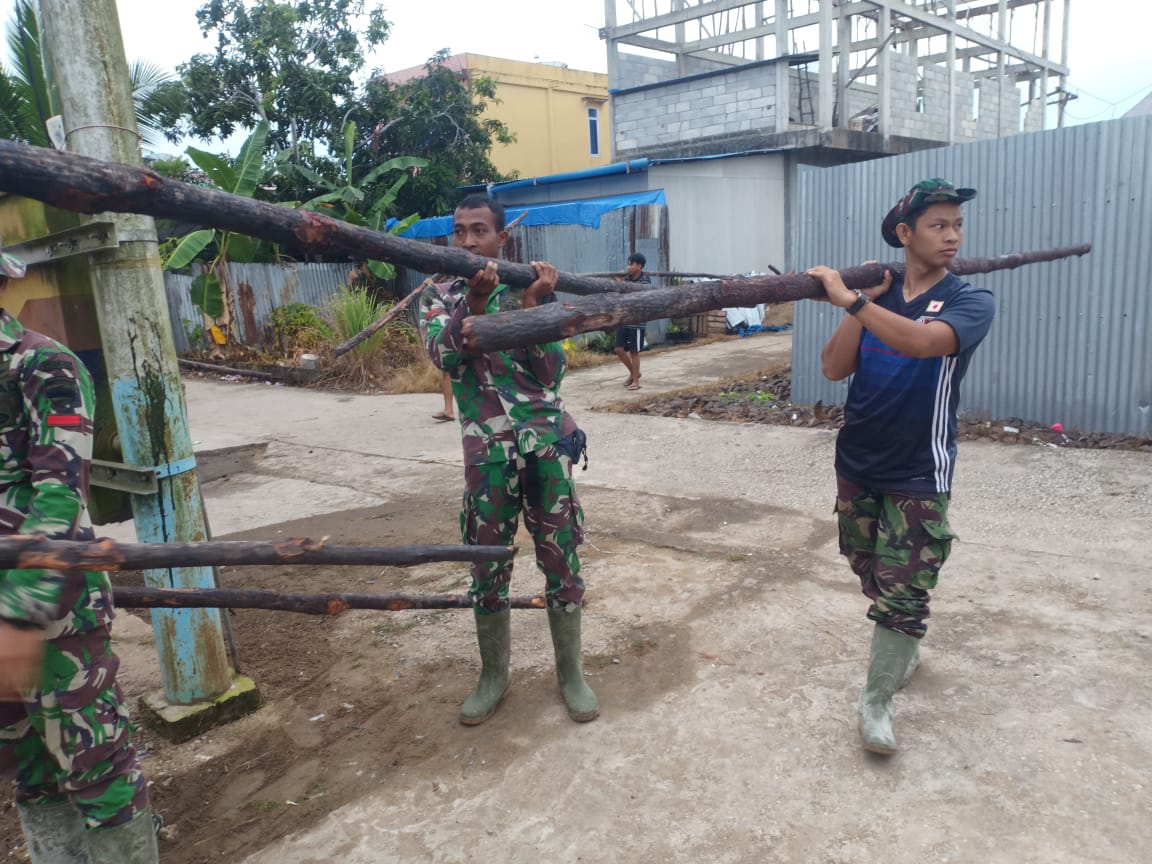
[726,552,748,562]
[312,287,425,391]
[720,390,776,403]
[593,363,791,415]
[564,338,615,370]
[244,800,281,813]
[387,353,443,394]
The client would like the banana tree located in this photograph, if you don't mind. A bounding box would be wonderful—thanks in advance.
[163,121,271,337]
[295,120,426,280]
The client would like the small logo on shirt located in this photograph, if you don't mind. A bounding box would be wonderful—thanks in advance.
[926,300,945,313]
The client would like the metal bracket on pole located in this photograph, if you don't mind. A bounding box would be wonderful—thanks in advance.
[91,456,197,495]
[3,221,118,265]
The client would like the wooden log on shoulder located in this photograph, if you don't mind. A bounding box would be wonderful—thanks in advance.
[462,246,1092,354]
[0,536,516,572]
[0,139,639,298]
[113,586,545,615]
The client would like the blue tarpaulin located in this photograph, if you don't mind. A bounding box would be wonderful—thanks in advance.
[391,190,668,238]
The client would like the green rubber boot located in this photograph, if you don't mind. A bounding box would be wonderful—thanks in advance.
[898,641,921,690]
[547,607,599,722]
[17,800,90,863]
[859,623,920,755]
[85,810,159,864]
[459,607,511,725]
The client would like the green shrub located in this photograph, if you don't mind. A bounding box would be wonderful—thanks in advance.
[268,302,329,351]
[586,331,615,354]
[320,286,422,390]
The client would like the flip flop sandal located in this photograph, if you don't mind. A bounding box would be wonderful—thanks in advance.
[432,412,454,422]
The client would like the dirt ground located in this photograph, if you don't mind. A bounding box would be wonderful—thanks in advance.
[2,491,798,864]
[614,368,1152,452]
[2,335,1150,862]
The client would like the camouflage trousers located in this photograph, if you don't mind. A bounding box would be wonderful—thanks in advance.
[462,446,585,613]
[0,584,149,830]
[834,475,956,639]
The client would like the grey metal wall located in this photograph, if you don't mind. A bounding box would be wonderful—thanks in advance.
[163,272,200,355]
[792,115,1152,437]
[395,204,672,345]
[650,154,788,276]
[164,262,353,354]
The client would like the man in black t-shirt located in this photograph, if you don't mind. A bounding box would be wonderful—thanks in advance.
[614,253,651,390]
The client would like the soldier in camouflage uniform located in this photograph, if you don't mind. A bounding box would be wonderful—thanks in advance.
[0,250,159,862]
[419,194,597,725]
[808,180,995,754]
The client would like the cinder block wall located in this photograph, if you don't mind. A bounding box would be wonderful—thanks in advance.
[614,64,778,154]
[888,53,1023,142]
[612,49,1026,153]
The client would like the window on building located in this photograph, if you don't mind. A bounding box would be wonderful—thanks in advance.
[588,107,600,156]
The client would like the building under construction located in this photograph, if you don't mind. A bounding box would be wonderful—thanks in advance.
[602,0,1071,159]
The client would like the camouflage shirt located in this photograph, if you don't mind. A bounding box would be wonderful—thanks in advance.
[420,279,575,466]
[0,310,106,631]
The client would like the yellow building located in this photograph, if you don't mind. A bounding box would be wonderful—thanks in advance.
[388,54,610,179]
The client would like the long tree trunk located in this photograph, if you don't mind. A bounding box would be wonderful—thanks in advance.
[113,586,544,615]
[0,535,515,571]
[0,141,1090,353]
[462,246,1092,354]
[0,140,640,297]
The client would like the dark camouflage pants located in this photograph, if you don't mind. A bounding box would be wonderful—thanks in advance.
[0,597,149,830]
[835,475,956,639]
[462,446,585,613]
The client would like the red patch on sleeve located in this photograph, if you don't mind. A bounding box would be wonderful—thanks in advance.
[46,414,83,428]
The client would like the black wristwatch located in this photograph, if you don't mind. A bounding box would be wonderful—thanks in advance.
[845,290,871,316]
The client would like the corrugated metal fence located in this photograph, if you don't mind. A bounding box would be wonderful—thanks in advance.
[791,115,1152,436]
[164,262,350,354]
[165,204,670,354]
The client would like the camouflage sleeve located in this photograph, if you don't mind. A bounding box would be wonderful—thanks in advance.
[419,280,471,371]
[0,349,93,628]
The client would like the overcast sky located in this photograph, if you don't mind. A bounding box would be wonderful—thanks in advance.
[8,0,1151,152]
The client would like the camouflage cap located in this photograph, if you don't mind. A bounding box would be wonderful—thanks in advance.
[881,178,976,248]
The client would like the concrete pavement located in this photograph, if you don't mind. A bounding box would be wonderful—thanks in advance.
[147,332,1152,863]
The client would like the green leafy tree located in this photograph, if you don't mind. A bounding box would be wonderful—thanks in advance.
[163,121,275,326]
[151,0,389,155]
[0,0,178,147]
[294,120,426,278]
[357,51,513,216]
[0,0,51,145]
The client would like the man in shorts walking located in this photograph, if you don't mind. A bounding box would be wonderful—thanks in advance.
[614,253,651,390]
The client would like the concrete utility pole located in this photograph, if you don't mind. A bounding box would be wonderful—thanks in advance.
[39,0,256,735]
